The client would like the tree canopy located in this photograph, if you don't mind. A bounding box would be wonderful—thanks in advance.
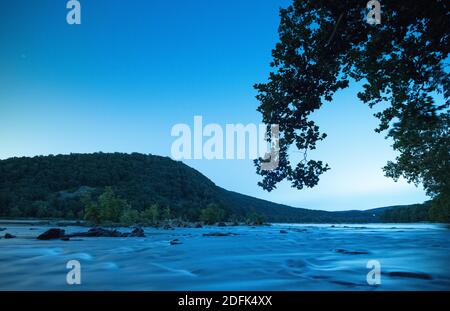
[254,0,449,213]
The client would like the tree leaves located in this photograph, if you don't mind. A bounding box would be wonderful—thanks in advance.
[255,0,449,202]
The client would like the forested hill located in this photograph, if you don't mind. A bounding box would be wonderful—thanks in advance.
[0,153,428,223]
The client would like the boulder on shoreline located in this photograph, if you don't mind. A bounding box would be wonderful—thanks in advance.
[67,227,146,238]
[37,228,66,240]
[36,227,145,240]
[66,227,122,238]
[131,227,145,237]
[120,227,145,237]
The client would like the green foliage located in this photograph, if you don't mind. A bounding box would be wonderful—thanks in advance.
[120,208,141,226]
[98,187,127,222]
[81,189,171,225]
[33,201,49,218]
[254,0,449,207]
[379,200,450,224]
[381,203,430,223]
[246,212,265,225]
[82,195,101,225]
[9,206,21,218]
[383,112,449,200]
[200,203,225,225]
[160,206,171,221]
[141,204,160,224]
[429,193,450,223]
[82,188,128,224]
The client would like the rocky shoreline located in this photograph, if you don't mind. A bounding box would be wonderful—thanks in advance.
[36,227,146,240]
[0,219,272,241]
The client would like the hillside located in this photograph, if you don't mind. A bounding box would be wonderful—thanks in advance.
[0,152,425,223]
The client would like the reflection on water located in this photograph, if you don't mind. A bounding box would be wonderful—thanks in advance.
[0,223,449,290]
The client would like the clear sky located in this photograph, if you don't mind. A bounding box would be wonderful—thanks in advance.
[0,0,428,211]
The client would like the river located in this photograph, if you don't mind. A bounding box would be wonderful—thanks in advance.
[0,223,449,290]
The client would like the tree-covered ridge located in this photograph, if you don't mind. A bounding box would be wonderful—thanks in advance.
[0,152,445,223]
[0,153,250,223]
[0,153,220,220]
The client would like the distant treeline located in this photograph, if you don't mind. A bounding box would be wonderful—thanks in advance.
[81,186,239,225]
[380,199,449,223]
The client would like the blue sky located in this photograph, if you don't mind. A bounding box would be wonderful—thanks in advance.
[0,0,428,210]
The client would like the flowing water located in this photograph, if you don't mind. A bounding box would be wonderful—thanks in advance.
[0,222,449,290]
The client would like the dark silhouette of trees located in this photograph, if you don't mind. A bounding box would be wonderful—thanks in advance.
[254,0,449,219]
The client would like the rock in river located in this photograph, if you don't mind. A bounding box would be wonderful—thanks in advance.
[335,249,369,255]
[388,271,432,280]
[37,227,146,240]
[121,227,145,237]
[67,228,124,238]
[37,228,66,240]
[202,232,238,237]
[131,227,145,237]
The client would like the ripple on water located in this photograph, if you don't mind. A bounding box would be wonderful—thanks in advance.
[11,247,64,257]
[98,262,119,270]
[111,246,134,254]
[69,252,94,261]
[151,263,197,277]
